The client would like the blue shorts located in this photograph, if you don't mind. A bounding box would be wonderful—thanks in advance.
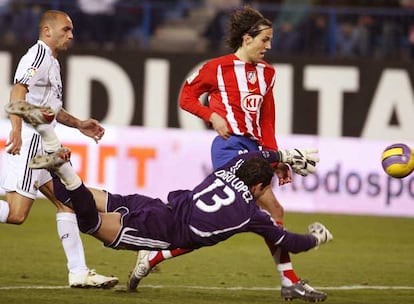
[211,135,261,169]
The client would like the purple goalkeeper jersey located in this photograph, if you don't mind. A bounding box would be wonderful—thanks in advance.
[106,151,317,253]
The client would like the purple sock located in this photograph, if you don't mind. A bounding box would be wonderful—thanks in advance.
[52,173,72,206]
[68,183,101,234]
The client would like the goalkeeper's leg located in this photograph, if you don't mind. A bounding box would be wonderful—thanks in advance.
[127,248,193,291]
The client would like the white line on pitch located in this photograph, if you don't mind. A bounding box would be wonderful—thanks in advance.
[0,285,413,291]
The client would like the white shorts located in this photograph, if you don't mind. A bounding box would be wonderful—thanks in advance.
[1,123,52,200]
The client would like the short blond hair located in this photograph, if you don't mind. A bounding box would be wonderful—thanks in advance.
[38,10,69,35]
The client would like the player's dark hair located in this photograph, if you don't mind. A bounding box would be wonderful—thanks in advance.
[226,5,273,52]
[235,157,274,189]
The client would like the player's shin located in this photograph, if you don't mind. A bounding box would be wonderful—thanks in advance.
[148,248,193,267]
[36,124,62,152]
[68,183,101,234]
[52,173,72,206]
[56,212,88,274]
[56,162,82,190]
[265,239,300,287]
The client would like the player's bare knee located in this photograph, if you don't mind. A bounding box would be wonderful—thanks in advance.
[7,212,28,225]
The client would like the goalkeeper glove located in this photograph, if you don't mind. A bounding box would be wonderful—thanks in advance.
[308,222,333,248]
[279,148,319,176]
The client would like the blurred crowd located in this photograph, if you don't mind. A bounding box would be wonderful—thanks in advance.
[0,0,414,60]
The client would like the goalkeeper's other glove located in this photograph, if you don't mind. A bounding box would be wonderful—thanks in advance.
[308,222,333,248]
[279,148,319,176]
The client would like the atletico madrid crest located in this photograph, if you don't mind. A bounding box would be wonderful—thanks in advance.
[247,71,257,84]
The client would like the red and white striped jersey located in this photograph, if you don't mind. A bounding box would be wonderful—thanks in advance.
[180,53,278,150]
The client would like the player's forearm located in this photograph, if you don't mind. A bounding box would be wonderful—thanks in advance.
[261,123,277,150]
[180,99,212,122]
[8,114,22,132]
[179,86,213,122]
[259,107,277,150]
[236,151,282,165]
[56,108,81,129]
[280,231,318,253]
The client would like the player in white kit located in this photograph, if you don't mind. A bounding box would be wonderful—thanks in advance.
[0,10,118,288]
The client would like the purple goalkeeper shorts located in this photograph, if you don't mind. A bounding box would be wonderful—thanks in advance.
[105,192,175,251]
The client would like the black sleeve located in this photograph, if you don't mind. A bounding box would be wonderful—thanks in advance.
[227,151,282,166]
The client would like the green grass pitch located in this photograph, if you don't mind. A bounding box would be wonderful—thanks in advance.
[1,198,413,304]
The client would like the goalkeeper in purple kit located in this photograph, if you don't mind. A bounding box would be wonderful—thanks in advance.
[93,150,331,252]
[28,146,332,265]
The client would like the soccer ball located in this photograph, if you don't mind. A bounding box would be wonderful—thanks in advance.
[381,143,414,178]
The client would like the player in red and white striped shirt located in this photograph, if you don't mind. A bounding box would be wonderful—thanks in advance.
[129,6,327,302]
[180,52,277,154]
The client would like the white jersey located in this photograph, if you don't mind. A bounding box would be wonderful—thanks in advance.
[0,40,63,198]
[14,40,63,116]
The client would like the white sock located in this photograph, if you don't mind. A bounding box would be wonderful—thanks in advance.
[277,262,294,287]
[56,212,88,274]
[36,124,61,152]
[0,200,10,223]
[161,250,173,259]
[148,250,172,261]
[148,251,158,261]
[272,247,295,287]
[56,162,82,190]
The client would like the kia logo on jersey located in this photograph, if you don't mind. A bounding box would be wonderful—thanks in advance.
[242,93,263,113]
